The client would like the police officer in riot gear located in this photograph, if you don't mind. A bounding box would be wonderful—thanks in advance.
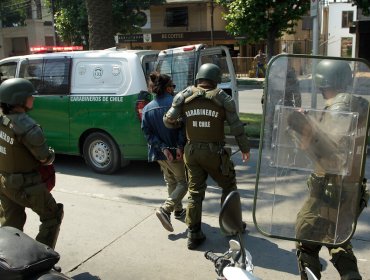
[164,63,250,250]
[295,60,364,280]
[0,78,63,249]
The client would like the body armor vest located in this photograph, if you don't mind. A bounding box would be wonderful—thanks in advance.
[183,97,225,142]
[0,116,39,173]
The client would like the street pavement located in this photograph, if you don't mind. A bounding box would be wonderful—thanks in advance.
[22,77,368,280]
[24,147,370,280]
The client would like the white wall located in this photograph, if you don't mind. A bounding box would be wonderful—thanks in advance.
[327,3,357,57]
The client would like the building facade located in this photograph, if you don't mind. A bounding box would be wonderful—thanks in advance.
[2,0,368,62]
[350,8,370,63]
[326,2,357,58]
[116,0,239,55]
[0,0,55,59]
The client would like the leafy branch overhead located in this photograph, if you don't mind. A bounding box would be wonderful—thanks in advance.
[352,0,370,15]
[216,0,369,58]
[48,0,165,48]
[217,0,308,42]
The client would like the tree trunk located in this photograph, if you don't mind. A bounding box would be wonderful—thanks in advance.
[85,0,115,50]
[266,27,278,62]
[34,0,42,19]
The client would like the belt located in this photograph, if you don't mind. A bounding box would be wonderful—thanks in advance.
[187,141,225,153]
[0,171,42,186]
[23,172,42,185]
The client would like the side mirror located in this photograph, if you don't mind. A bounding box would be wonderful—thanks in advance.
[219,191,244,235]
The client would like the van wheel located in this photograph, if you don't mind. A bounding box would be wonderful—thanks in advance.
[83,132,121,174]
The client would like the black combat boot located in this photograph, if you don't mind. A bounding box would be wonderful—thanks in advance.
[187,224,206,250]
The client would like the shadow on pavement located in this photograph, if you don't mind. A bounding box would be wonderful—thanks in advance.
[72,272,101,280]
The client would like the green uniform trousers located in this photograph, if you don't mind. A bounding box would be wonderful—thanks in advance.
[295,174,362,280]
[0,174,63,249]
[296,241,361,280]
[157,159,188,213]
[183,142,237,228]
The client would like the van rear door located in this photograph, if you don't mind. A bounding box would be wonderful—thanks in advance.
[155,44,239,111]
[198,45,239,110]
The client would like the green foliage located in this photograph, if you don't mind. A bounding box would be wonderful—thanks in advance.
[239,112,262,138]
[216,0,310,58]
[353,0,370,16]
[0,0,28,27]
[217,0,309,42]
[113,0,164,35]
[52,0,88,46]
[45,0,165,48]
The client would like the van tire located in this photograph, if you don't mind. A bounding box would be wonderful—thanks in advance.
[83,132,121,174]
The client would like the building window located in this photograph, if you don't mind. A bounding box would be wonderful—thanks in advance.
[165,7,188,27]
[342,11,353,28]
[341,37,352,58]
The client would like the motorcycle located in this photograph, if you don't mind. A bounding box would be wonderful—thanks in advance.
[0,226,72,280]
[204,191,261,280]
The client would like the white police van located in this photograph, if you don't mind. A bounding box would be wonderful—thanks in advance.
[0,45,238,174]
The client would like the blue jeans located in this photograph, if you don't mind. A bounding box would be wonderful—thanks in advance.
[256,63,265,78]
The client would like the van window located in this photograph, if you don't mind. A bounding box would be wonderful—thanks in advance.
[43,58,70,94]
[142,54,158,82]
[19,58,71,95]
[200,51,231,83]
[156,52,196,91]
[0,62,17,84]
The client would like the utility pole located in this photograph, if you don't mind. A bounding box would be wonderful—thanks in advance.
[310,0,320,109]
[210,0,215,46]
[50,0,57,46]
[311,0,319,55]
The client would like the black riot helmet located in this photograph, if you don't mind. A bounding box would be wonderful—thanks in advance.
[0,78,36,106]
[315,59,353,92]
[196,63,222,84]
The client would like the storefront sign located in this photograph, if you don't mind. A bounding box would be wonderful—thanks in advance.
[117,31,233,43]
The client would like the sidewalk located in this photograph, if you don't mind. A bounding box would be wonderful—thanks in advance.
[237,77,264,88]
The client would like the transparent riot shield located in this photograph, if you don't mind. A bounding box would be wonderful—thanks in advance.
[254,55,370,245]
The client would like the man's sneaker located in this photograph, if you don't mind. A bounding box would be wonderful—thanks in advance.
[174,209,186,219]
[187,230,206,250]
[156,207,174,232]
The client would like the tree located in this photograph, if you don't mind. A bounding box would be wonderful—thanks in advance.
[217,0,370,60]
[216,0,310,60]
[0,0,31,27]
[85,0,115,50]
[353,0,370,15]
[48,0,164,50]
[51,0,89,46]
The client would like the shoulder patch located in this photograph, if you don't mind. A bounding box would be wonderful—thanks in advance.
[8,113,37,137]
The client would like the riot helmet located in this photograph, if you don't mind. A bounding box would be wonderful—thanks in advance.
[195,63,222,84]
[315,60,352,92]
[0,78,36,106]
